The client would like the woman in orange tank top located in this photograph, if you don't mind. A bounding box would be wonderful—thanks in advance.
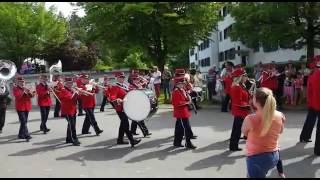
[242,87,285,178]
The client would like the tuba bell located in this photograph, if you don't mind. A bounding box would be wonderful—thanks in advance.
[0,60,17,94]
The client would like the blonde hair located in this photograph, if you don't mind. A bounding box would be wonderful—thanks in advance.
[255,88,277,137]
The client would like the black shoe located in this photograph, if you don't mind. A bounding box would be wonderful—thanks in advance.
[173,143,184,147]
[145,132,152,137]
[73,140,81,146]
[185,143,197,149]
[300,139,312,143]
[82,132,92,135]
[25,136,32,142]
[131,139,141,148]
[43,128,50,134]
[230,148,242,151]
[117,140,129,145]
[191,135,197,139]
[132,132,139,136]
[96,130,103,136]
[100,109,104,112]
[66,140,73,144]
[240,136,247,140]
[221,110,228,113]
[78,113,84,116]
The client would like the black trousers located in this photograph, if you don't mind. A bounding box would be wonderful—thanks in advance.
[116,111,134,143]
[272,89,282,110]
[207,81,216,100]
[300,108,318,141]
[17,111,30,139]
[131,120,149,135]
[100,96,108,111]
[82,108,101,134]
[78,99,83,115]
[54,98,60,117]
[0,108,6,130]
[65,115,78,142]
[230,116,244,150]
[40,106,50,130]
[221,94,231,112]
[174,118,193,145]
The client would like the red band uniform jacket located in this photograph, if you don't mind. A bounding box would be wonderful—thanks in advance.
[13,86,33,111]
[308,69,320,111]
[172,88,191,119]
[36,83,52,107]
[230,84,250,118]
[78,84,99,109]
[58,87,79,116]
[109,84,128,112]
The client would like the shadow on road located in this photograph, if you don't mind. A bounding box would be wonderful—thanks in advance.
[267,142,320,178]
[126,146,189,163]
[185,150,245,171]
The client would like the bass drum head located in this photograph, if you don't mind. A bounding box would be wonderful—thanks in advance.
[123,90,151,121]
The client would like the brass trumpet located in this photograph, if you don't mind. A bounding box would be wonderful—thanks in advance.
[72,86,94,96]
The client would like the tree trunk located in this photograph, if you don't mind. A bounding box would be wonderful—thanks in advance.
[306,6,315,60]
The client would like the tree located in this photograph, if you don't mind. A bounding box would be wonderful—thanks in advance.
[0,2,67,69]
[41,40,98,71]
[230,2,320,59]
[81,2,222,72]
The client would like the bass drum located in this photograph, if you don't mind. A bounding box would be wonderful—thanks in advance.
[123,89,158,122]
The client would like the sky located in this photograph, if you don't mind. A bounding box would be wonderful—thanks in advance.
[45,2,85,18]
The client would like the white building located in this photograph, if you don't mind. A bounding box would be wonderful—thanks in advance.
[189,5,320,77]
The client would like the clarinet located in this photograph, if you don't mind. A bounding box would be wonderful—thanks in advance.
[181,88,197,115]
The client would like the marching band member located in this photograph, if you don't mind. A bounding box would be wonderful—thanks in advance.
[58,77,81,146]
[76,74,84,116]
[13,77,36,141]
[36,75,52,134]
[78,74,103,136]
[0,81,9,134]
[129,73,152,137]
[172,75,197,149]
[229,67,250,151]
[300,61,317,143]
[53,74,63,118]
[109,72,141,147]
[100,75,109,112]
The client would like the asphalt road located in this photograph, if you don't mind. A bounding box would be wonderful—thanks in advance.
[0,104,319,178]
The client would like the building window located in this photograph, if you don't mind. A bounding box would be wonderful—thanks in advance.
[190,62,195,69]
[224,50,229,60]
[219,31,222,41]
[229,48,235,60]
[219,52,224,62]
[206,57,211,66]
[222,6,228,17]
[224,28,228,39]
[195,54,198,61]
[263,43,278,52]
[190,48,194,56]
